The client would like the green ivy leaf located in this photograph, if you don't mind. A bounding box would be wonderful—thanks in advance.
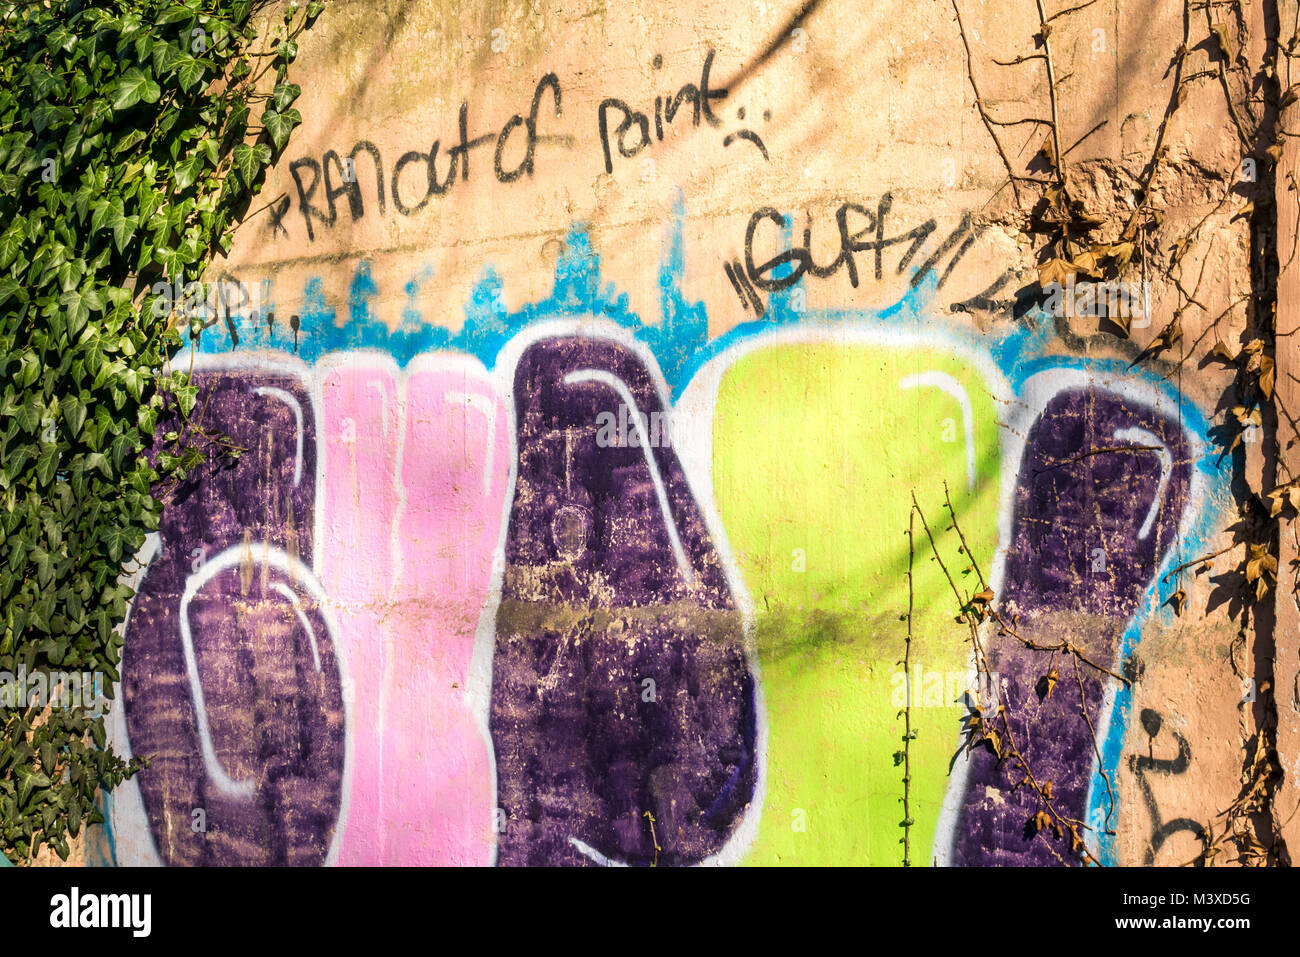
[31,103,74,135]
[111,67,162,111]
[231,141,271,182]
[0,278,21,309]
[60,396,87,439]
[36,449,59,487]
[15,353,41,390]
[175,55,207,92]
[173,151,204,190]
[156,4,197,25]
[0,224,23,270]
[262,107,300,151]
[0,0,317,870]
[152,40,184,75]
[271,81,301,111]
[152,244,187,277]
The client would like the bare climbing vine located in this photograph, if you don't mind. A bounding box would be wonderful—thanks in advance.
[897,509,916,866]
[951,0,1292,865]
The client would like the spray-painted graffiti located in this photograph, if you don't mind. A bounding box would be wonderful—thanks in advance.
[285,73,569,241]
[120,365,348,866]
[315,354,509,866]
[111,354,510,866]
[96,179,1224,866]
[677,335,1001,865]
[489,332,758,866]
[597,50,760,173]
[935,376,1196,866]
[274,50,762,244]
[727,199,1014,318]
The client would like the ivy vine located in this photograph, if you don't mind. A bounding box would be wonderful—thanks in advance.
[0,0,319,864]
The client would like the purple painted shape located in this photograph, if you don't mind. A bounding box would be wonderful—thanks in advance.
[951,387,1191,866]
[123,371,345,866]
[1000,389,1190,617]
[491,338,756,866]
[155,372,316,557]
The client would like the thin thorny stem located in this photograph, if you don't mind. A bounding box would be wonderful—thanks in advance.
[914,487,1105,864]
[903,508,915,866]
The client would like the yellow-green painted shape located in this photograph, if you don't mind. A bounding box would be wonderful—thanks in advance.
[711,344,1002,865]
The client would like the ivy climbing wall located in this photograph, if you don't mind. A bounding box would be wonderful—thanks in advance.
[90,0,1266,866]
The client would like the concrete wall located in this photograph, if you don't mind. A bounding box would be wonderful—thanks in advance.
[92,0,1260,866]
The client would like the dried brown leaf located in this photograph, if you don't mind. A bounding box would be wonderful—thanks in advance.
[1212,22,1234,61]
[1037,257,1076,288]
[1108,241,1136,268]
[1212,340,1239,363]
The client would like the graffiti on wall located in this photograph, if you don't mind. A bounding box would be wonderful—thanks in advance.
[91,159,1224,866]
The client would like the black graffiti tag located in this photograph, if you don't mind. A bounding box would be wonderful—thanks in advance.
[1129,708,1208,866]
[286,74,569,240]
[725,194,1012,317]
[597,49,771,175]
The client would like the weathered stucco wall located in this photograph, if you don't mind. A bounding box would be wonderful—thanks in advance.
[88,0,1275,866]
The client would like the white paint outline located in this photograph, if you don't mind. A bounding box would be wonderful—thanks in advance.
[563,368,694,584]
[367,379,388,436]
[102,532,163,866]
[569,836,629,866]
[445,389,499,497]
[272,581,323,672]
[899,370,977,493]
[1113,426,1171,541]
[252,385,304,486]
